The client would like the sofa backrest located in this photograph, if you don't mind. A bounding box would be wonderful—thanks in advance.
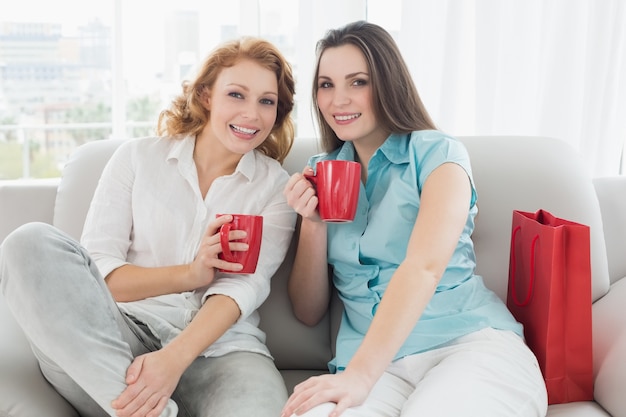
[52,135,612,373]
[53,139,125,241]
[459,136,610,302]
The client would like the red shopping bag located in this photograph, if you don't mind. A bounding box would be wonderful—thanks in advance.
[507,209,593,405]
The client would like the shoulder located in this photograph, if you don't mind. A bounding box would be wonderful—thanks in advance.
[408,130,467,155]
[116,135,184,154]
[110,135,190,166]
[405,130,471,168]
[111,136,166,159]
[407,130,477,202]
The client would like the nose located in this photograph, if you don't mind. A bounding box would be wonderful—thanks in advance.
[241,101,260,120]
[332,87,350,107]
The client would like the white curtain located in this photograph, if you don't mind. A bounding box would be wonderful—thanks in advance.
[398,0,626,177]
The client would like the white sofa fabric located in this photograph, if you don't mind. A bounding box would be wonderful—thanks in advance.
[1,135,625,417]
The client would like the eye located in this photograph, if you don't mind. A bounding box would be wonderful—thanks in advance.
[260,98,276,105]
[228,92,243,99]
[352,78,368,87]
[318,81,332,89]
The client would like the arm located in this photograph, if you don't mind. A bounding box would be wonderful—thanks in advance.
[165,293,241,363]
[108,217,251,415]
[112,293,241,416]
[344,162,471,385]
[104,214,244,302]
[105,264,195,302]
[284,169,332,326]
[282,162,472,417]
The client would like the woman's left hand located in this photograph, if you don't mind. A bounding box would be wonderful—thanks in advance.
[188,214,247,289]
[281,371,372,417]
[111,349,185,417]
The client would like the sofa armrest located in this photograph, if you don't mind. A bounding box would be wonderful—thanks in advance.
[592,277,626,417]
[0,179,59,243]
[0,178,78,416]
[0,294,79,417]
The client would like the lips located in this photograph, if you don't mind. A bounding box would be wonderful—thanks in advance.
[230,124,259,136]
[334,113,361,122]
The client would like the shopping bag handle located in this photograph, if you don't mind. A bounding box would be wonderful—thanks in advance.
[510,225,539,306]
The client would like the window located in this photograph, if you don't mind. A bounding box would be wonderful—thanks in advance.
[1,0,388,179]
[1,2,114,179]
[3,1,623,178]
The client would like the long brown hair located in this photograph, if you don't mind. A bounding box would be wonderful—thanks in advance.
[313,21,436,153]
[158,37,295,163]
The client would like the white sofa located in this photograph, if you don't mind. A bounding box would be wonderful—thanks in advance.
[1,135,626,417]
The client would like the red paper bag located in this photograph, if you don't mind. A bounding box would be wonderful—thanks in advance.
[507,209,593,405]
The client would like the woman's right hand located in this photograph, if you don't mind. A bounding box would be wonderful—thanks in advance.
[284,167,322,221]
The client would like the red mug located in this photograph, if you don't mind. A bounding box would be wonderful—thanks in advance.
[217,214,263,273]
[305,160,361,222]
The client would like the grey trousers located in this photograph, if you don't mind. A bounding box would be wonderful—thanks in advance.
[0,222,287,417]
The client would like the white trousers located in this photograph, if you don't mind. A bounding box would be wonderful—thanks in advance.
[296,327,548,417]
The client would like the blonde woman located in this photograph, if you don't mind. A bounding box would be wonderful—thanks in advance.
[1,37,296,417]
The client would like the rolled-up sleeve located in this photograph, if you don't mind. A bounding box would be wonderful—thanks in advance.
[201,166,296,321]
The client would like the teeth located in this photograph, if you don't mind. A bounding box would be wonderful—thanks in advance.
[335,114,360,121]
[232,125,257,134]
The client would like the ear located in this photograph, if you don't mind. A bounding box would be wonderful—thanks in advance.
[200,87,211,111]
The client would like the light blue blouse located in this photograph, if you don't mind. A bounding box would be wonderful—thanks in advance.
[308,130,522,372]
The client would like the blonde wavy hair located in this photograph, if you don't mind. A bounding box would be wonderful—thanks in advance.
[157,37,295,163]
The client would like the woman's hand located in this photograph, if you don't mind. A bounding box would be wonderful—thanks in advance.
[283,167,322,222]
[281,371,372,417]
[111,349,185,417]
[188,215,248,287]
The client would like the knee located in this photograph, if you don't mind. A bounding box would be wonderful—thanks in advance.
[2,222,56,253]
[1,222,65,270]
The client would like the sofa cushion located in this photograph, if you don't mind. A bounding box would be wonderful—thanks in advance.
[258,231,332,372]
[592,277,626,417]
[546,402,611,416]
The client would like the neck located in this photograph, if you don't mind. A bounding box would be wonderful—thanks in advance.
[193,132,241,176]
[352,130,389,184]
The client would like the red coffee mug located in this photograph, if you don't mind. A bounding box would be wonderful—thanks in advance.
[217,214,263,273]
[305,160,361,222]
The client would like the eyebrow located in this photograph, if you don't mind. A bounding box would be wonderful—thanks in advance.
[227,83,278,97]
[318,71,369,80]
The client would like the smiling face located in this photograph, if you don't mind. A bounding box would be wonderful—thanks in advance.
[316,44,388,148]
[204,58,279,155]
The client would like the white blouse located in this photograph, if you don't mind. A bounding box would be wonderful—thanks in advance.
[81,135,296,358]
